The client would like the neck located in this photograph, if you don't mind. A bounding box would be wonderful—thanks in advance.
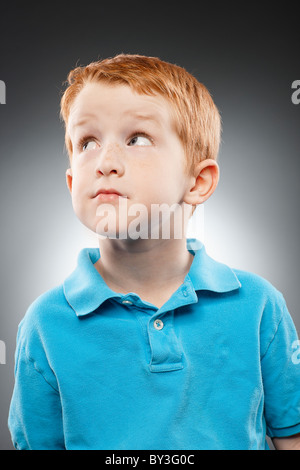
[95,238,193,303]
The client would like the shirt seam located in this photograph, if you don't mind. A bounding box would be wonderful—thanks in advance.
[268,421,300,431]
[22,347,59,393]
[260,311,284,361]
[267,421,300,438]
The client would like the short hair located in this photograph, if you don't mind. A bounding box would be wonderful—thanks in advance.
[60,54,221,173]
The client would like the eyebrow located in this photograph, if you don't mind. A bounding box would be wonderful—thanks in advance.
[70,111,162,131]
[70,114,99,130]
[123,111,161,124]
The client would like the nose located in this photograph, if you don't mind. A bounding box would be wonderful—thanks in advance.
[95,142,125,177]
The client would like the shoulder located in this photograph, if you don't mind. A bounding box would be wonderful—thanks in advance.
[228,268,296,360]
[17,284,72,352]
[24,284,69,324]
[232,267,285,307]
[231,267,290,345]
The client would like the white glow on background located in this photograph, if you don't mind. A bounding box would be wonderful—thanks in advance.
[186,204,205,247]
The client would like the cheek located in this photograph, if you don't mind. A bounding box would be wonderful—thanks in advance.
[70,176,88,215]
[132,158,185,201]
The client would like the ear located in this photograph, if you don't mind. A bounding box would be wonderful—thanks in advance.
[66,168,73,194]
[184,159,219,205]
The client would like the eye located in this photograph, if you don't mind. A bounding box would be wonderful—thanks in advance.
[77,136,99,152]
[82,140,98,151]
[128,134,152,147]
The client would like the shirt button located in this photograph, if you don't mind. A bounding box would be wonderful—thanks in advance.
[153,319,164,331]
[122,300,133,305]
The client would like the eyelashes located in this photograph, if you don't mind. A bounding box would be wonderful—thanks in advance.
[76,131,154,152]
[127,132,153,147]
[77,135,97,152]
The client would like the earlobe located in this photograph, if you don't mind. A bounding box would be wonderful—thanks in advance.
[184,159,219,205]
[66,168,73,194]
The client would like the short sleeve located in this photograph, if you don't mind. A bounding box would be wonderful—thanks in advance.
[8,320,65,450]
[261,301,300,438]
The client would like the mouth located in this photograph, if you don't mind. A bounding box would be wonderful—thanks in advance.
[93,188,127,201]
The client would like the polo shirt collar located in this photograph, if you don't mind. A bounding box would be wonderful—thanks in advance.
[187,238,241,293]
[63,248,111,317]
[63,239,241,317]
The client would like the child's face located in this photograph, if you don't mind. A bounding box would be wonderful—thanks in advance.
[66,81,195,238]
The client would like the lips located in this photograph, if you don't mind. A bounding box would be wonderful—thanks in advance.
[94,189,123,197]
[93,188,127,200]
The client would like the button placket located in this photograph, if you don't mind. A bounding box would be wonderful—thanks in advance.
[148,310,183,373]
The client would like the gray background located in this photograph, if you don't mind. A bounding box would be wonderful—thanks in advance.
[0,3,299,450]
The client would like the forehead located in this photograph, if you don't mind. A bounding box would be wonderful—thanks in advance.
[67,81,176,133]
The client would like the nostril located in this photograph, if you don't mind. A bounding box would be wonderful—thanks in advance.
[96,168,119,176]
[95,146,125,177]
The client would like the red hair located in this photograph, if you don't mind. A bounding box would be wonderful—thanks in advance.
[60,54,221,172]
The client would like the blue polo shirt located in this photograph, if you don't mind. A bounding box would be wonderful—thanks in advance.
[8,239,300,450]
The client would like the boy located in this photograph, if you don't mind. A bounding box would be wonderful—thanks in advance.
[8,54,300,450]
